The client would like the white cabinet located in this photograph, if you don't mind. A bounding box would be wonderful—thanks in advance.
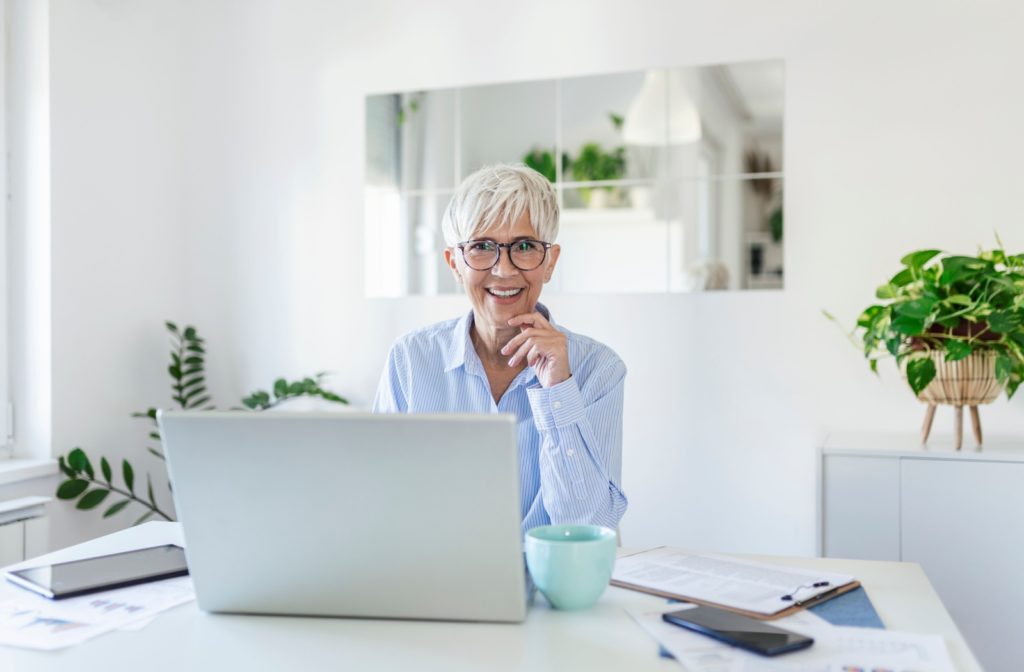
[0,497,51,566]
[820,434,1024,672]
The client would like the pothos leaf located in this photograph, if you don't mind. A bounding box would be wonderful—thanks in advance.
[906,358,937,396]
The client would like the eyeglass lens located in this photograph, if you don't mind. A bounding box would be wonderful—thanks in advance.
[461,240,547,271]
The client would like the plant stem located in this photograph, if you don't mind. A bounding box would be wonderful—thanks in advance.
[79,474,173,521]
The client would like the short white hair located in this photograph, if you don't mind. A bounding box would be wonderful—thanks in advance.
[441,164,559,246]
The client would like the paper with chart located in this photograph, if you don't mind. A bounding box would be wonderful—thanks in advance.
[0,575,195,650]
[627,603,955,672]
[613,548,856,616]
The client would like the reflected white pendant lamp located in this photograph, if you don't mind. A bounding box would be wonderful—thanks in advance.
[622,70,702,145]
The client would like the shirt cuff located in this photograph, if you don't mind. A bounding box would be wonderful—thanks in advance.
[527,376,586,430]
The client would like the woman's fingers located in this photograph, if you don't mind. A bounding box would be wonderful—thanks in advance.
[501,327,540,356]
[507,311,551,330]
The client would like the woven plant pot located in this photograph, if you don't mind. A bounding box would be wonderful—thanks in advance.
[910,350,1005,449]
[916,350,1003,406]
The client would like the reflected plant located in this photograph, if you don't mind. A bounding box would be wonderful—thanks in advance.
[523,148,569,184]
[55,321,349,524]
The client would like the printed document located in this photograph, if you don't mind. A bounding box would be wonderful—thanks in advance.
[0,576,194,650]
[613,548,855,616]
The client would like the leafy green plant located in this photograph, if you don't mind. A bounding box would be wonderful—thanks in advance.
[571,142,626,183]
[56,321,349,524]
[522,148,570,184]
[828,241,1024,398]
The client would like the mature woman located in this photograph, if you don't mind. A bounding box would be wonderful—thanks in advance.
[373,164,627,532]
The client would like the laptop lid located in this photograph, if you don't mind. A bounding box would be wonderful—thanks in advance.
[158,411,527,623]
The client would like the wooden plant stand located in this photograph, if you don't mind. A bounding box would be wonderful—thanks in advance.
[916,351,1003,450]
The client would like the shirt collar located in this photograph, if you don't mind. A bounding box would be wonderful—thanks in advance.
[443,303,553,374]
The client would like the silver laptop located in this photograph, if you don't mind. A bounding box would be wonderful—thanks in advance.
[158,411,528,623]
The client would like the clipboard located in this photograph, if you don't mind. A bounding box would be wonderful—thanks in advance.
[610,547,862,621]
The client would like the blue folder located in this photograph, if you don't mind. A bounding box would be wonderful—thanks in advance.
[657,587,884,659]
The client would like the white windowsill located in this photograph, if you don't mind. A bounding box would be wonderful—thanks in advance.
[0,457,58,485]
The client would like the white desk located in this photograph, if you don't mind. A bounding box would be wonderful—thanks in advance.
[1,522,981,671]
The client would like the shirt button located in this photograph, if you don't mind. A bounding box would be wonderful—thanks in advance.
[553,401,562,410]
[567,448,575,457]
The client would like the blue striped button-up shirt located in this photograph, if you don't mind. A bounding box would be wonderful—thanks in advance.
[373,305,628,533]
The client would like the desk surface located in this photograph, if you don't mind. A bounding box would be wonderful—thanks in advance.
[1,522,981,671]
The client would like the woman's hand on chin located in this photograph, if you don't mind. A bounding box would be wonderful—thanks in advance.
[501,312,570,388]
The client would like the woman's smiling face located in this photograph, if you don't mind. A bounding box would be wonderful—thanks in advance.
[445,211,560,333]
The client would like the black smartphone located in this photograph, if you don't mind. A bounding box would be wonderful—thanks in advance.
[5,544,189,599]
[662,606,814,657]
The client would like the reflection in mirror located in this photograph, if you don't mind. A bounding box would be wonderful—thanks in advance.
[365,59,783,296]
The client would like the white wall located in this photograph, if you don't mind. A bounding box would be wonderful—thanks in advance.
[10,0,1023,553]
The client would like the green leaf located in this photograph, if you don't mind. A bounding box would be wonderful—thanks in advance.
[891,315,925,336]
[242,396,259,410]
[187,395,211,409]
[906,358,937,396]
[67,447,90,474]
[56,478,89,499]
[320,392,349,404]
[147,475,157,509]
[946,294,973,306]
[134,510,154,526]
[944,340,973,362]
[274,378,288,398]
[100,457,112,485]
[1007,372,1022,399]
[183,356,203,365]
[103,500,131,518]
[149,431,161,441]
[76,488,111,510]
[900,249,942,270]
[995,354,1013,384]
[181,374,204,391]
[288,382,303,395]
[939,256,985,285]
[936,315,961,329]
[165,321,179,333]
[58,456,76,479]
[147,447,166,460]
[895,298,937,319]
[183,326,197,340]
[123,460,135,493]
[875,284,897,299]
[184,386,207,401]
[988,310,1022,334]
[185,343,205,354]
[889,268,915,287]
[869,359,879,375]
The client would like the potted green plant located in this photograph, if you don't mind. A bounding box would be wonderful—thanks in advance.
[830,241,1024,449]
[522,148,569,184]
[55,321,348,524]
[570,142,626,207]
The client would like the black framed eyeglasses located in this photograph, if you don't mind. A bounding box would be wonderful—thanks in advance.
[456,238,552,271]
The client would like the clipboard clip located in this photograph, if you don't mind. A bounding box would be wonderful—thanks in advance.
[780,581,832,606]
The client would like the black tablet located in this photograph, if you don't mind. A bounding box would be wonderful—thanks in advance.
[5,544,189,599]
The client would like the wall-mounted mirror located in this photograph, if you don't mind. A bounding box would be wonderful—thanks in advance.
[365,59,784,296]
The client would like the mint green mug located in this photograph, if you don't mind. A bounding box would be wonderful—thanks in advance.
[524,524,618,610]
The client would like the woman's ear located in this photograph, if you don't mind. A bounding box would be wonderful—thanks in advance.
[543,244,561,283]
[443,248,463,285]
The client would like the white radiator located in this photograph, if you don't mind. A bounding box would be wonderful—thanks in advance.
[0,496,51,566]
